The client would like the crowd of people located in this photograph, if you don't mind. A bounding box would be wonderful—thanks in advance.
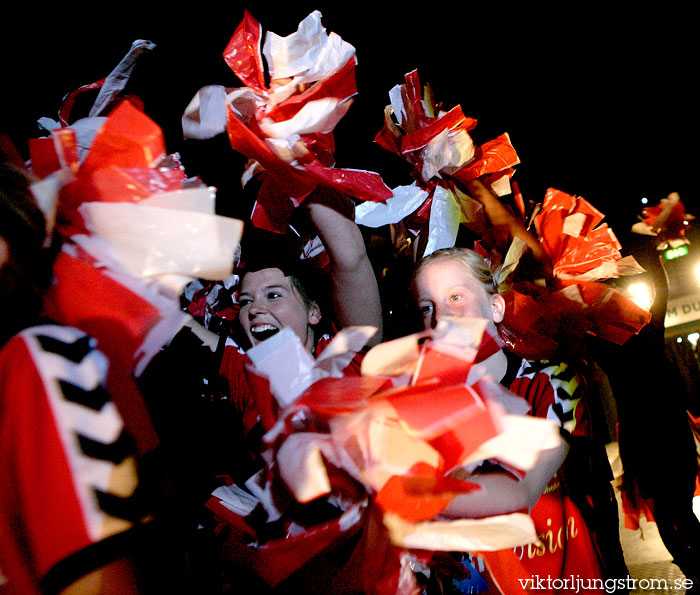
[2,9,700,595]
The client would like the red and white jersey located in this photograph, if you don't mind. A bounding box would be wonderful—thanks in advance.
[476,356,603,594]
[507,357,591,438]
[0,325,149,594]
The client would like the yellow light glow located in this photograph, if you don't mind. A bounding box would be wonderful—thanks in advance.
[627,282,654,311]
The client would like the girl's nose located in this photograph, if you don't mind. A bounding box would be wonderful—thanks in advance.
[248,302,265,317]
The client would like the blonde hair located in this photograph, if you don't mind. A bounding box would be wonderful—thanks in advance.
[414,247,497,295]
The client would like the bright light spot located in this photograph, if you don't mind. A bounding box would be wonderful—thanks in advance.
[688,333,699,348]
[627,282,654,311]
[641,197,648,204]
[677,337,684,343]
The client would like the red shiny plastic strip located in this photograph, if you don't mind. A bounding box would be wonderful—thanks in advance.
[400,106,477,155]
[453,133,520,182]
[265,58,358,123]
[58,78,106,126]
[223,9,267,93]
[79,101,165,174]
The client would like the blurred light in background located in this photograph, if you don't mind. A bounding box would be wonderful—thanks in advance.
[628,281,654,311]
[664,245,689,260]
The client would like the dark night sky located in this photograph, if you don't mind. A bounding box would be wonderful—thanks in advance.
[3,4,698,241]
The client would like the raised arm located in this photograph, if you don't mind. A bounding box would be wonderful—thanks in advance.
[305,189,383,346]
[462,178,552,277]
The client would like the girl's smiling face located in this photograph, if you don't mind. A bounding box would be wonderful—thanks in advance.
[238,267,321,351]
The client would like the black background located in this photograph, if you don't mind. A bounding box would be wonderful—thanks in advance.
[3,4,698,239]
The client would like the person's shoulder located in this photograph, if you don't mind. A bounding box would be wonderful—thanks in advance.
[1,324,102,366]
[18,323,94,343]
[511,356,582,391]
[13,324,105,365]
[519,357,573,376]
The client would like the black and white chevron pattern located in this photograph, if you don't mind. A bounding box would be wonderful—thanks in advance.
[518,359,583,433]
[25,325,148,537]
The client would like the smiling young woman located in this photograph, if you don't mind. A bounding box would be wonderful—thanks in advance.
[236,266,322,351]
[217,187,384,453]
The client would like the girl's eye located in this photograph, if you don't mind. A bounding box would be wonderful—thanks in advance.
[267,291,282,300]
[449,294,461,302]
[420,304,433,315]
[238,297,252,307]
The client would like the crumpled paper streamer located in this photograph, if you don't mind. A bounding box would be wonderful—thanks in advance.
[491,187,652,359]
[182,10,392,234]
[32,37,155,182]
[76,190,242,282]
[206,317,565,592]
[363,69,519,257]
[354,182,430,228]
[631,191,695,249]
[55,39,155,127]
[384,511,538,552]
[245,325,379,408]
[30,99,243,376]
[533,188,627,280]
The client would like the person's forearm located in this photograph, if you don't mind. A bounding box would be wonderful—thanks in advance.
[440,442,568,519]
[462,179,552,276]
[307,199,383,344]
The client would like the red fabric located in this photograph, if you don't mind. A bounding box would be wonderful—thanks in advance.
[0,326,146,593]
[218,343,277,437]
[475,357,604,593]
[58,78,106,126]
[452,133,520,183]
[387,383,500,473]
[494,187,651,358]
[0,335,90,593]
[78,100,164,175]
[265,59,357,124]
[481,489,605,594]
[44,251,161,455]
[508,360,591,438]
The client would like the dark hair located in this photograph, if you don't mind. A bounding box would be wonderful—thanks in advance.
[0,162,53,345]
[230,226,333,349]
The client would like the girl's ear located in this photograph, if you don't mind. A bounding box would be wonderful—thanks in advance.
[307,301,322,326]
[491,293,506,324]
